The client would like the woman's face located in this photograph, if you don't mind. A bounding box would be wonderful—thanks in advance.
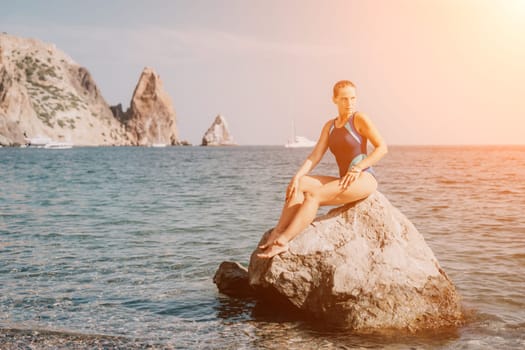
[333,86,357,116]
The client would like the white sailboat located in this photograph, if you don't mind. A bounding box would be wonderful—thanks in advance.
[284,120,316,148]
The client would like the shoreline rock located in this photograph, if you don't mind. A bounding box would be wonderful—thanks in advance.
[213,261,255,298]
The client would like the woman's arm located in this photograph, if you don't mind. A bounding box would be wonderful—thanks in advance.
[353,112,388,170]
[292,120,332,179]
[285,120,332,202]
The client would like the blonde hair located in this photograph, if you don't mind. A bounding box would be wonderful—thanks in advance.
[333,80,356,98]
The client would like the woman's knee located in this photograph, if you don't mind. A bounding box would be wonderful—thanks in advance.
[298,175,313,192]
[291,176,327,204]
[303,191,320,203]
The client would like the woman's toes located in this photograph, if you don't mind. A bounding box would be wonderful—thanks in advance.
[256,241,289,259]
[259,243,270,249]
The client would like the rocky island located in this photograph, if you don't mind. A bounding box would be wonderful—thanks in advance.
[214,191,464,332]
[201,114,236,146]
[110,67,186,146]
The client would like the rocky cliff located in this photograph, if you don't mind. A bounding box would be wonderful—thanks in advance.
[201,114,236,146]
[0,33,130,146]
[0,34,182,146]
[110,67,181,146]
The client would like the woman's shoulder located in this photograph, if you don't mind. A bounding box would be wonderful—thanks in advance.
[320,118,335,131]
[354,111,372,126]
[325,117,339,127]
[354,111,369,120]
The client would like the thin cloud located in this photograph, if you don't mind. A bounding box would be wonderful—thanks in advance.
[148,27,353,57]
[4,22,352,65]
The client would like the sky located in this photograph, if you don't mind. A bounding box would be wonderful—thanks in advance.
[2,0,524,145]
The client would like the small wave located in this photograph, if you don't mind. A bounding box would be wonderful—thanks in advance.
[494,216,517,223]
[510,253,525,260]
[506,322,525,331]
[436,178,459,184]
[498,187,518,194]
[431,205,449,211]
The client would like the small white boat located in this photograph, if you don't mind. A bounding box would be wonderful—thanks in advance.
[151,143,167,148]
[26,136,73,149]
[284,120,316,148]
[26,136,52,148]
[44,141,73,149]
[285,136,317,148]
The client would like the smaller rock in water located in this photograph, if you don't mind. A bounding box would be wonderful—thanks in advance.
[201,115,236,146]
[213,261,254,298]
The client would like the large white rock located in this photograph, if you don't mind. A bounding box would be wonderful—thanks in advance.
[248,191,463,331]
[201,114,236,146]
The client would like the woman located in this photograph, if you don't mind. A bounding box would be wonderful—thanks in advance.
[257,80,388,258]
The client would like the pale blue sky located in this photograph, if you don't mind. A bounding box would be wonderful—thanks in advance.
[2,0,524,145]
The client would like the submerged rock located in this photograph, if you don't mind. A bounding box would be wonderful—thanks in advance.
[201,114,236,146]
[248,191,463,331]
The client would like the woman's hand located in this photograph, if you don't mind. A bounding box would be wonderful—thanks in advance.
[339,167,361,190]
[285,176,300,203]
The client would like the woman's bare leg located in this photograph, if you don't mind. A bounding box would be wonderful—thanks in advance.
[259,196,302,249]
[259,175,337,249]
[257,172,377,258]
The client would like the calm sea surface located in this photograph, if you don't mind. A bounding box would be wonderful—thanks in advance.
[1,146,524,349]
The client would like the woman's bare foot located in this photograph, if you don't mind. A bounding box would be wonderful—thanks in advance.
[257,239,289,258]
[259,228,282,250]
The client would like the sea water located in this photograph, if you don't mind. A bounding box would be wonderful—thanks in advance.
[1,146,524,349]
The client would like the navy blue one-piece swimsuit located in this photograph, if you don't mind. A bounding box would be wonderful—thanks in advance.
[327,112,375,178]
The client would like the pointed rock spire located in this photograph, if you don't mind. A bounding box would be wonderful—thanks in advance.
[201,114,236,146]
[123,67,179,146]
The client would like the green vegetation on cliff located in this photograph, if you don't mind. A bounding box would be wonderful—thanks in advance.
[15,53,87,128]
